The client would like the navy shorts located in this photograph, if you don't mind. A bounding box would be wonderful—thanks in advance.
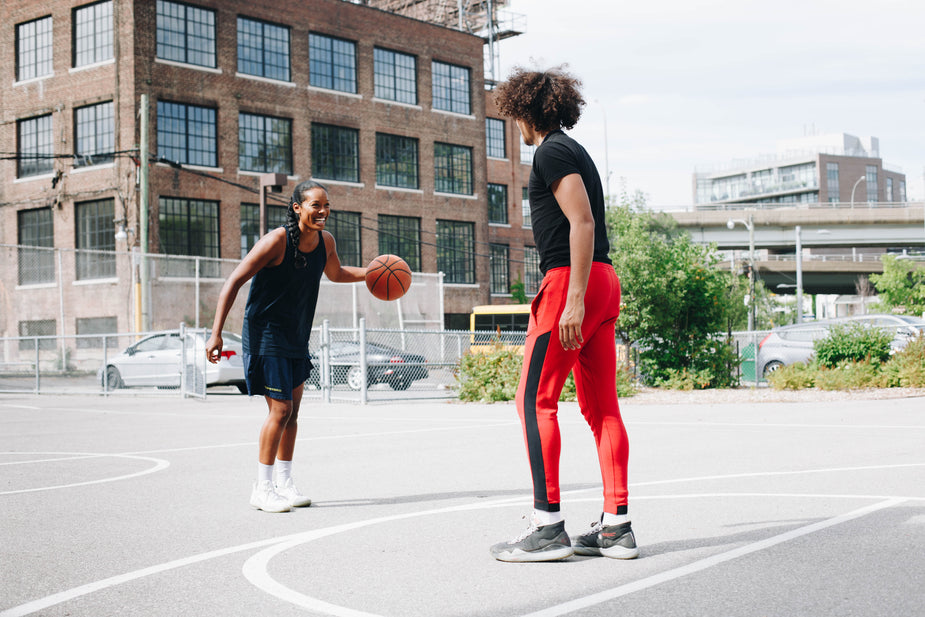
[243,354,313,400]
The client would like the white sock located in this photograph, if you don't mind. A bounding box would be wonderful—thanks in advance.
[276,459,293,484]
[533,509,563,526]
[602,512,630,526]
[257,462,274,484]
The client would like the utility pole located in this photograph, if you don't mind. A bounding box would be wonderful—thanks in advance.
[139,94,150,332]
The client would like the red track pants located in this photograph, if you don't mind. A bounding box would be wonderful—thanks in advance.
[515,262,629,514]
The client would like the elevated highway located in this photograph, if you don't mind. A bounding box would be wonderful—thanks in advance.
[668,202,925,295]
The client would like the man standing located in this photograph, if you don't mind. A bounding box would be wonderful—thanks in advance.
[489,67,637,562]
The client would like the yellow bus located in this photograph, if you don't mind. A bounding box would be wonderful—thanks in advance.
[469,304,530,351]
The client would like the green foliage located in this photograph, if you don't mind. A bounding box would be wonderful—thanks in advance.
[766,361,816,390]
[881,333,925,387]
[657,368,712,391]
[509,274,529,304]
[454,343,636,402]
[869,255,925,316]
[455,343,522,402]
[813,360,888,390]
[606,190,742,388]
[813,322,893,368]
[767,333,925,390]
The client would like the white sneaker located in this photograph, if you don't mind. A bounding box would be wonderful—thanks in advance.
[250,480,292,513]
[275,477,312,507]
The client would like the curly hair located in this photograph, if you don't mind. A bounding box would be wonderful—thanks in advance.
[493,66,585,133]
[286,179,327,269]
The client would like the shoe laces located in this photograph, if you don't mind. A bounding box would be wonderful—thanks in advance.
[578,520,604,538]
[509,514,540,544]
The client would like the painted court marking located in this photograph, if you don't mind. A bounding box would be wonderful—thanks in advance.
[3,487,916,617]
[0,452,170,496]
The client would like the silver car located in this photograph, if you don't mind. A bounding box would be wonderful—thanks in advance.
[99,330,247,392]
[757,314,925,377]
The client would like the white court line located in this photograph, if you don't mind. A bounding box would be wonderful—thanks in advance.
[630,462,925,488]
[522,498,906,617]
[0,454,105,466]
[0,452,169,496]
[627,420,925,430]
[0,490,912,617]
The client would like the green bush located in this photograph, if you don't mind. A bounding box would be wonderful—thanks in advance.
[766,361,816,390]
[455,344,523,402]
[658,368,712,391]
[813,360,887,390]
[882,333,925,387]
[455,343,636,402]
[814,322,893,368]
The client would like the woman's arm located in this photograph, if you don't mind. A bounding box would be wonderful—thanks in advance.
[321,231,367,283]
[205,228,287,363]
[551,172,595,351]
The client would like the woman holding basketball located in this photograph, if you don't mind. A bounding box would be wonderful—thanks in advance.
[206,179,366,513]
[488,67,638,561]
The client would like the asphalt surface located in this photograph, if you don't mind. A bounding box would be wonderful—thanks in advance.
[1,392,924,617]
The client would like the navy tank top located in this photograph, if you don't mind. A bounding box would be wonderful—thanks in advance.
[242,229,326,357]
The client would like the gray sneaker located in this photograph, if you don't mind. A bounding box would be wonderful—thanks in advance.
[572,519,639,559]
[490,517,574,562]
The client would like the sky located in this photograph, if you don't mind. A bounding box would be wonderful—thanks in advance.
[493,0,925,209]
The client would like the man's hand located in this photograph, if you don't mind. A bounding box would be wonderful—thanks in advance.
[205,333,223,364]
[559,298,584,350]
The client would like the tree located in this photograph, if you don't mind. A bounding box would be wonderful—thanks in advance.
[869,255,925,316]
[607,190,741,387]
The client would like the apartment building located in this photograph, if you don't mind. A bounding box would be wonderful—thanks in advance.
[2,0,528,339]
[693,133,907,207]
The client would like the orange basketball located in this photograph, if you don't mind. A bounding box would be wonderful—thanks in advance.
[365,254,412,301]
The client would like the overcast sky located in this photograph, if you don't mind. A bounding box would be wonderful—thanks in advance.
[494,0,925,208]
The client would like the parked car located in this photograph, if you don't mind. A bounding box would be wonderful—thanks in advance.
[308,341,428,390]
[99,330,247,392]
[757,314,925,377]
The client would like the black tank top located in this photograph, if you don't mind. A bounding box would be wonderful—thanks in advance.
[242,229,326,357]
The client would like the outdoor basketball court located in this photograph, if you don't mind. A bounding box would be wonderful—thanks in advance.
[2,391,923,616]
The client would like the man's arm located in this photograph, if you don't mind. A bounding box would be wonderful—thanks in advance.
[551,172,595,350]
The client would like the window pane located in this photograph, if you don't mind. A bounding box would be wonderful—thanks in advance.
[75,101,114,167]
[74,1,113,67]
[866,165,878,202]
[309,33,356,93]
[523,246,541,295]
[326,210,362,267]
[156,0,215,67]
[376,133,419,189]
[157,101,217,167]
[522,186,531,228]
[378,215,420,272]
[17,16,53,81]
[311,124,359,182]
[17,207,55,285]
[434,143,472,195]
[490,244,509,295]
[240,203,287,256]
[237,17,290,81]
[18,114,54,177]
[19,319,56,351]
[159,197,220,277]
[432,61,470,114]
[239,112,292,174]
[487,183,508,224]
[374,47,417,104]
[436,220,474,284]
[76,198,116,280]
[486,118,505,158]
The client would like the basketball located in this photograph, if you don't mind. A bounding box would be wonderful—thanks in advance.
[365,254,412,301]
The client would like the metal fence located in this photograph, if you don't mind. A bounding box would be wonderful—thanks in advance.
[0,321,522,401]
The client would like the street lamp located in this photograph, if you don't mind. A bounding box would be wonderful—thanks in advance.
[727,214,755,331]
[849,175,866,208]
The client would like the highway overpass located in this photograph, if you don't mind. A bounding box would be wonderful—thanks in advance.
[668,202,925,295]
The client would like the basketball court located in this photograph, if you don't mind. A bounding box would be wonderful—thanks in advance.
[2,392,923,616]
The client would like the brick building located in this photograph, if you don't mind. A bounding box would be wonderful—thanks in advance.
[1,0,545,340]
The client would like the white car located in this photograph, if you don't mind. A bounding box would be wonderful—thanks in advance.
[99,330,246,393]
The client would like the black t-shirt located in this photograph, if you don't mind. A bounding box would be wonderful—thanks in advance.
[528,129,611,273]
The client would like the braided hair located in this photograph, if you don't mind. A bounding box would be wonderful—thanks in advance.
[286,179,328,269]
